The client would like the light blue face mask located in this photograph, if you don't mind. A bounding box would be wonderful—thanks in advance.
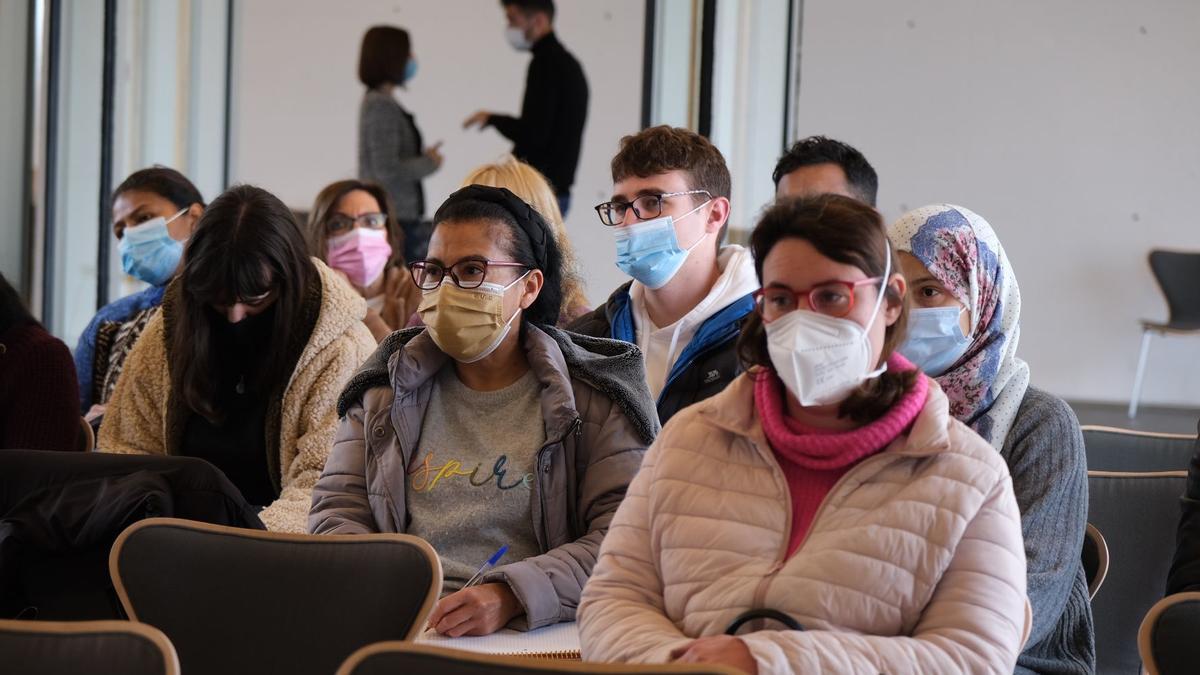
[404,58,418,83]
[119,208,188,287]
[612,201,709,289]
[899,306,972,377]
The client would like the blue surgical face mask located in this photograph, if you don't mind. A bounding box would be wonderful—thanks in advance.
[612,201,710,289]
[404,58,418,83]
[505,26,532,51]
[119,208,188,287]
[899,306,972,377]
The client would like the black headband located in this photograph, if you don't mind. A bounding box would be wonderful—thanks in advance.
[435,185,550,272]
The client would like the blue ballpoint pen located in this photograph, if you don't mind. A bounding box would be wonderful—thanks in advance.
[463,545,508,589]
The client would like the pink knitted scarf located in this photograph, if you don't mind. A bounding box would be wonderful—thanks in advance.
[754,354,929,556]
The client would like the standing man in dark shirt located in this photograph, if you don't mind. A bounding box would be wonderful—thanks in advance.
[464,0,589,216]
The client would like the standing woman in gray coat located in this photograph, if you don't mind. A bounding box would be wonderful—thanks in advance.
[358,25,443,263]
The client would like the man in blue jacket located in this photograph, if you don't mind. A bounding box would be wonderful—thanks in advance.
[568,126,757,425]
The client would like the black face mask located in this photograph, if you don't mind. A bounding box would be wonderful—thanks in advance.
[208,304,278,373]
[225,306,275,345]
[212,299,270,333]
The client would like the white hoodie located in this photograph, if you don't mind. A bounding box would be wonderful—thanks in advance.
[630,245,759,399]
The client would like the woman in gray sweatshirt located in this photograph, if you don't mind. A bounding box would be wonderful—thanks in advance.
[357,25,442,262]
[310,186,656,636]
[888,204,1095,675]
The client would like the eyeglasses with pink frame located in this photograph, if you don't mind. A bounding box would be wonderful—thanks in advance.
[753,277,883,321]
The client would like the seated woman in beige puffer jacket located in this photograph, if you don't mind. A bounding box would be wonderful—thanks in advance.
[98,185,376,534]
[579,195,1031,675]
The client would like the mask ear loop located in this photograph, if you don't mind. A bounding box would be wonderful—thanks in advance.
[501,269,533,326]
[955,305,973,340]
[164,206,192,245]
[678,199,714,254]
[165,207,189,224]
[500,269,532,292]
[860,240,893,379]
[678,198,711,222]
[498,268,534,331]
[863,239,892,333]
[123,208,187,237]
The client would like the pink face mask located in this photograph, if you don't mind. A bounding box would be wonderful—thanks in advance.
[327,227,392,288]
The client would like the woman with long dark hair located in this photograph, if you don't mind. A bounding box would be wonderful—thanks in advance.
[304,179,420,342]
[0,274,82,450]
[99,185,376,532]
[578,195,1028,673]
[310,185,654,636]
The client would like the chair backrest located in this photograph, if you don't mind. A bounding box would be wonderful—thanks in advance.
[1149,250,1200,327]
[110,518,441,675]
[0,450,262,621]
[338,642,743,675]
[1082,523,1109,600]
[1139,592,1200,675]
[1088,470,1188,674]
[1082,426,1196,472]
[0,619,178,675]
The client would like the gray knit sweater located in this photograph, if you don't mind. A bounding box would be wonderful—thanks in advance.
[357,89,437,222]
[1002,387,1096,675]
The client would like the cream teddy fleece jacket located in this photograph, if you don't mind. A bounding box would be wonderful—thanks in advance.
[98,259,375,533]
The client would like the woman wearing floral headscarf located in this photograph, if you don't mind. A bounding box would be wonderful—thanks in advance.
[888,204,1093,675]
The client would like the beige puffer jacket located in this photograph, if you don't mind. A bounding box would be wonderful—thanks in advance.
[578,373,1031,674]
[98,259,375,533]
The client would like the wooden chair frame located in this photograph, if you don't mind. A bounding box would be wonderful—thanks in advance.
[338,642,744,675]
[1138,591,1200,675]
[0,618,179,675]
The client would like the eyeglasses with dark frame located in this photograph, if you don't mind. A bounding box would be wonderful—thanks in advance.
[326,212,388,236]
[754,277,883,321]
[408,259,530,291]
[593,189,712,227]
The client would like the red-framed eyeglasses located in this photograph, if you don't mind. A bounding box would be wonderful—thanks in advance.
[753,277,883,321]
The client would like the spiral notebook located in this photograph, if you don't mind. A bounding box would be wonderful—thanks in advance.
[416,621,581,660]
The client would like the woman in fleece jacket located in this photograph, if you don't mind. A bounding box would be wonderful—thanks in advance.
[99,185,376,533]
[309,185,655,637]
[578,195,1030,674]
[890,204,1094,675]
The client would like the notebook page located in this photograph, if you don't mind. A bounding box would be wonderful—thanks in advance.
[416,622,580,656]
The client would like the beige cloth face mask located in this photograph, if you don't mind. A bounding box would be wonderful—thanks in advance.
[418,272,529,363]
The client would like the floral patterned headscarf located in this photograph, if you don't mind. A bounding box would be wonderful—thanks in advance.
[888,204,1030,449]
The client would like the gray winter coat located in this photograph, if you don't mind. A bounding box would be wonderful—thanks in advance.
[309,325,657,630]
[358,89,436,222]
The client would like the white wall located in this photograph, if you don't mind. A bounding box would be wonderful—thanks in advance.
[230,0,646,303]
[797,0,1200,407]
